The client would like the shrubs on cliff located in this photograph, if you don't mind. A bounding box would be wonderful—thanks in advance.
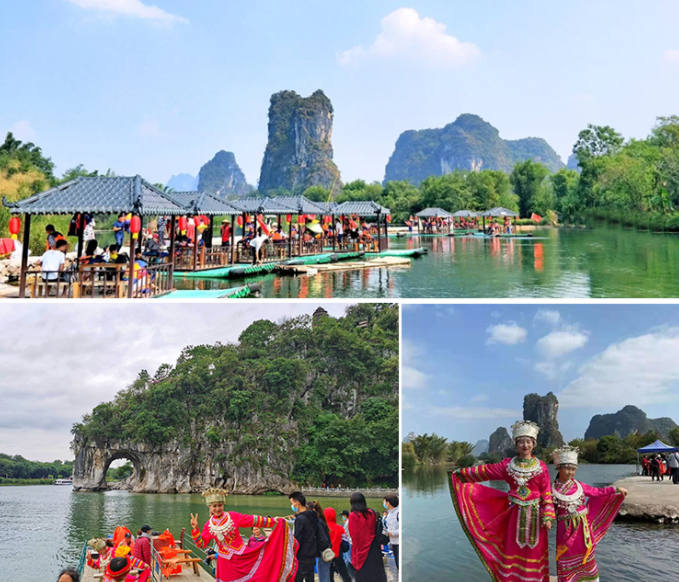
[72,303,399,487]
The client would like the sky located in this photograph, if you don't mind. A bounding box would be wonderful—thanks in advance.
[402,304,679,446]
[1,1,679,186]
[0,302,351,462]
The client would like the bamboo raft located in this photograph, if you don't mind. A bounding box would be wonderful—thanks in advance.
[277,256,412,274]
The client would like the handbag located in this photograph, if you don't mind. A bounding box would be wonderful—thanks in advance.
[321,547,336,562]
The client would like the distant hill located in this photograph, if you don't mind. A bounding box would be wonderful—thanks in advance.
[166,173,198,192]
[384,114,564,185]
[198,151,253,198]
[566,153,581,173]
[472,439,489,457]
[585,405,677,440]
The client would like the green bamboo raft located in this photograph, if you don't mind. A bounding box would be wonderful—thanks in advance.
[470,232,535,239]
[364,247,427,258]
[158,285,256,299]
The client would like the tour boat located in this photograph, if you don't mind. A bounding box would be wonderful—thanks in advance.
[55,477,73,485]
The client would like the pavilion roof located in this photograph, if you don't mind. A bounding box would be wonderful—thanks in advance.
[272,195,328,214]
[334,201,391,216]
[230,197,294,214]
[452,210,478,217]
[480,207,519,217]
[416,207,453,218]
[166,191,241,215]
[3,175,186,216]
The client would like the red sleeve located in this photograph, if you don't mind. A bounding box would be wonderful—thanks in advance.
[191,521,213,549]
[581,483,619,498]
[457,459,507,482]
[131,557,149,571]
[539,463,555,520]
[230,512,276,529]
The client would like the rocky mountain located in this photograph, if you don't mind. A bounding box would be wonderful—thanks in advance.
[472,439,489,457]
[258,90,341,195]
[566,153,581,173]
[585,405,677,440]
[488,427,513,456]
[198,151,253,198]
[523,392,565,450]
[384,114,564,185]
[166,173,198,192]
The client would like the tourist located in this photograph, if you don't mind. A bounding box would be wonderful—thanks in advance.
[309,500,332,582]
[221,219,231,247]
[190,488,293,582]
[251,228,268,265]
[133,525,152,565]
[289,491,319,582]
[383,495,400,569]
[112,214,126,248]
[57,567,80,582]
[247,526,267,549]
[324,506,352,582]
[40,238,68,282]
[44,224,66,251]
[86,538,114,571]
[651,455,661,481]
[450,421,554,582]
[156,215,166,244]
[551,446,627,582]
[340,510,357,577]
[103,555,150,582]
[641,455,650,476]
[669,449,679,484]
[348,492,387,582]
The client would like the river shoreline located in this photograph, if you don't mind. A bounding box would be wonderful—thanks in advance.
[613,476,679,523]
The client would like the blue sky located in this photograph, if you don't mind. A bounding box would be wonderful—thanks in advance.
[1,1,678,186]
[402,304,679,445]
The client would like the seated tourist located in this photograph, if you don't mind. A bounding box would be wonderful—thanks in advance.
[40,239,68,281]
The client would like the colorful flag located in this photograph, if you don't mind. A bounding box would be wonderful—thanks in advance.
[530,212,542,223]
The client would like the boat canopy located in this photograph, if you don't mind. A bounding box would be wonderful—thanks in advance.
[480,207,519,217]
[415,207,453,218]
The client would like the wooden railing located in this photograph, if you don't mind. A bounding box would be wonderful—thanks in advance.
[25,270,76,298]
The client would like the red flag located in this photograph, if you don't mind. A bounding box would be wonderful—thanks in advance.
[530,212,542,223]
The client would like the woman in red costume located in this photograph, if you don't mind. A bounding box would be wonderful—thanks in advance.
[450,420,555,582]
[189,487,298,582]
[551,446,626,582]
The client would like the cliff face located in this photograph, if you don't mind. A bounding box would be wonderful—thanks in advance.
[585,405,677,440]
[472,439,489,457]
[488,427,513,455]
[258,90,340,195]
[198,151,253,197]
[384,114,564,185]
[167,173,198,192]
[523,392,565,450]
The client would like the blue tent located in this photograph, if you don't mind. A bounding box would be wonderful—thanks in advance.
[636,440,678,473]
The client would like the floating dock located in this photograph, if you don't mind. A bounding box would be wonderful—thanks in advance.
[364,248,427,258]
[158,285,259,300]
[277,256,412,275]
[613,475,679,523]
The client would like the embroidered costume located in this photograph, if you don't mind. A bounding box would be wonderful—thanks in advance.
[191,488,298,582]
[450,421,555,582]
[551,447,624,582]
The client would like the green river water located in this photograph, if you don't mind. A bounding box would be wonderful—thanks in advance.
[173,226,679,298]
[0,486,386,582]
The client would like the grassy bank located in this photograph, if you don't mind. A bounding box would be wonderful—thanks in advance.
[0,477,56,485]
[565,209,679,232]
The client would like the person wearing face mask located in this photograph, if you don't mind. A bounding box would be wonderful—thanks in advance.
[383,495,400,569]
[451,421,555,582]
[288,491,318,582]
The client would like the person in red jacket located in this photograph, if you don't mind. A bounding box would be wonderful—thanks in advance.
[324,507,352,582]
[133,525,152,566]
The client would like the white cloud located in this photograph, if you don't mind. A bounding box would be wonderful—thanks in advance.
[534,309,561,326]
[66,0,189,25]
[402,366,430,389]
[402,337,423,366]
[430,406,519,420]
[486,322,527,345]
[338,8,480,68]
[537,329,588,358]
[10,120,36,141]
[559,328,679,408]
[534,361,573,380]
[139,117,163,137]
[664,49,679,63]
[435,306,456,318]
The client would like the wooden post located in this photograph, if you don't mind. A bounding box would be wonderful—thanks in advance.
[384,213,389,249]
[168,216,176,290]
[207,216,214,249]
[288,216,293,258]
[230,215,235,265]
[18,213,31,298]
[332,214,336,252]
[298,216,303,256]
[76,214,85,264]
[192,227,199,271]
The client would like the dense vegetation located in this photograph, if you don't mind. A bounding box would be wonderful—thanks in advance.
[0,452,73,479]
[401,433,476,470]
[72,304,399,488]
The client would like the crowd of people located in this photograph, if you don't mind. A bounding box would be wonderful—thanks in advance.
[641,451,679,483]
[66,488,399,582]
[403,215,514,235]
[451,421,627,582]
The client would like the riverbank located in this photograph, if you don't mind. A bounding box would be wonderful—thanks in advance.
[613,476,679,523]
[0,478,56,486]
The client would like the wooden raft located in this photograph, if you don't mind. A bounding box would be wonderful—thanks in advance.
[277,256,411,274]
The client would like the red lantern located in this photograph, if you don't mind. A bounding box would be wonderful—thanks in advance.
[386,215,392,223]
[177,216,187,232]
[8,216,20,239]
[286,214,292,224]
[194,215,202,227]
[130,215,141,238]
[245,214,251,223]
[237,216,243,227]
[308,214,316,221]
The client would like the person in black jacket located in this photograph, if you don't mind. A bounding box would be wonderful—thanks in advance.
[289,491,318,582]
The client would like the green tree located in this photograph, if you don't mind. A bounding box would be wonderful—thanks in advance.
[510,160,550,217]
[574,124,624,166]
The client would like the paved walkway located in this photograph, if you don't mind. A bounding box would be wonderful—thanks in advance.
[613,475,679,521]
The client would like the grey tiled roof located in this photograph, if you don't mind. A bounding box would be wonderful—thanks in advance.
[480,207,519,217]
[273,196,327,214]
[416,207,453,218]
[313,201,339,213]
[3,176,186,215]
[166,191,241,215]
[452,210,478,217]
[334,201,391,216]
[230,197,294,214]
